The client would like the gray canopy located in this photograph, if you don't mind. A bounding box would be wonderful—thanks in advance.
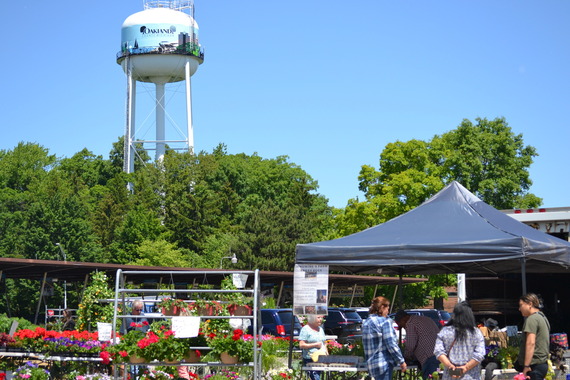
[296,181,570,276]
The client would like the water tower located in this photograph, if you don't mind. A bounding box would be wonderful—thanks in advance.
[117,0,204,174]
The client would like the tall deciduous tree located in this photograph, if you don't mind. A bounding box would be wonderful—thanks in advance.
[356,117,540,227]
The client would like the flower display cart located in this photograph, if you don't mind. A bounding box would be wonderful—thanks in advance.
[110,269,262,380]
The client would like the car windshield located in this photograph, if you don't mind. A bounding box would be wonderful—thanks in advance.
[278,311,299,325]
[343,311,362,320]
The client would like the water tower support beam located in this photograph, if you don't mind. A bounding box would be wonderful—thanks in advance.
[185,59,194,154]
[156,82,166,161]
[124,58,136,177]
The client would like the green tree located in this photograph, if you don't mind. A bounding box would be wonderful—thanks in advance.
[436,117,539,209]
[131,239,191,267]
[358,117,540,220]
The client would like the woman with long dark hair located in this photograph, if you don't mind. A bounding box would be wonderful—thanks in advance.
[434,301,485,380]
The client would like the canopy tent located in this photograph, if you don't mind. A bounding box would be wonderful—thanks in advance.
[296,181,570,292]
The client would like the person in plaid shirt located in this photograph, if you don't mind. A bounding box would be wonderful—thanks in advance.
[363,296,407,380]
[395,310,440,379]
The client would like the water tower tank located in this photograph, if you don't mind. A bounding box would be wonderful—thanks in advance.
[117,0,204,173]
[117,6,203,83]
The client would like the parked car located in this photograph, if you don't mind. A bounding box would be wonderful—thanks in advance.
[390,308,451,329]
[257,309,302,337]
[324,307,363,343]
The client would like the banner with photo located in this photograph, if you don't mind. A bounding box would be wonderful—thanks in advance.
[293,264,329,315]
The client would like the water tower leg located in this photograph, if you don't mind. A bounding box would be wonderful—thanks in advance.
[124,59,136,186]
[185,59,194,154]
[156,82,166,161]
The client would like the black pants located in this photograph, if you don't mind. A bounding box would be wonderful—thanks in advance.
[514,362,548,380]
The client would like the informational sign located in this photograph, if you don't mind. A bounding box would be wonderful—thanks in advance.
[47,309,54,317]
[330,286,365,298]
[232,274,248,289]
[293,264,329,315]
[97,322,112,341]
[171,316,200,338]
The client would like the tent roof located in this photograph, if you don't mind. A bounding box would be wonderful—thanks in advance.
[296,181,570,275]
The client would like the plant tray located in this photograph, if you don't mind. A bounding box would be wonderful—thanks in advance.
[317,355,362,365]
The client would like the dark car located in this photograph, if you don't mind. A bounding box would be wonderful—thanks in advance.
[324,307,363,343]
[257,309,302,337]
[392,309,451,328]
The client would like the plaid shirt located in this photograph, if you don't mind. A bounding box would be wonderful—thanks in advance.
[403,315,439,365]
[363,315,405,379]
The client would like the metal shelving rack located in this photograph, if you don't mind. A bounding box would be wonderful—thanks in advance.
[111,269,262,380]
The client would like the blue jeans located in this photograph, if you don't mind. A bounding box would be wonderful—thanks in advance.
[303,358,321,380]
[421,356,440,380]
[373,367,394,380]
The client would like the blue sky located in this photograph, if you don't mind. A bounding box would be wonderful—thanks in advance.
[3,1,569,209]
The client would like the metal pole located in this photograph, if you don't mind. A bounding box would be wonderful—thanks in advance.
[521,258,527,295]
[185,59,194,154]
[156,82,166,161]
[56,243,68,309]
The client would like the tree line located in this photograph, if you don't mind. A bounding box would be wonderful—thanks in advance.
[0,117,540,317]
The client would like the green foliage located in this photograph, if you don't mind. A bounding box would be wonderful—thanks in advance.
[131,239,191,267]
[76,272,116,331]
[0,313,37,333]
[358,117,540,216]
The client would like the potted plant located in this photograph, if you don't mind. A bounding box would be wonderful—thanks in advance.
[103,328,147,363]
[183,329,209,363]
[191,299,224,316]
[0,332,15,351]
[157,298,188,316]
[220,276,252,316]
[13,361,50,380]
[205,328,254,364]
[139,368,177,380]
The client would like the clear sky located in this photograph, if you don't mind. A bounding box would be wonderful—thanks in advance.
[3,1,569,209]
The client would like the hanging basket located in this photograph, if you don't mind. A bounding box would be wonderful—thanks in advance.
[129,354,146,364]
[162,306,181,316]
[184,350,201,363]
[220,352,239,364]
[228,304,252,316]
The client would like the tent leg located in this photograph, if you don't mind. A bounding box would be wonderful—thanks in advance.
[349,283,357,307]
[521,259,527,294]
[34,272,48,325]
[277,281,284,307]
[391,285,398,314]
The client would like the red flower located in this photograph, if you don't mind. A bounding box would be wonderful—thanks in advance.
[119,351,128,357]
[100,350,112,364]
[142,321,149,326]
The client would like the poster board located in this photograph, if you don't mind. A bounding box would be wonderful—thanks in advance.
[293,264,329,315]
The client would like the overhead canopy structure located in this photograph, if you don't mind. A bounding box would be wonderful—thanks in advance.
[296,181,570,279]
[0,258,424,287]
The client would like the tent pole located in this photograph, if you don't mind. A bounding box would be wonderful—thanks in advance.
[521,258,527,294]
[276,281,284,307]
[390,285,398,314]
[349,283,357,307]
[397,273,404,310]
[34,272,48,325]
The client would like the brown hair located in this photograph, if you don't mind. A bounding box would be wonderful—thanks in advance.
[520,293,541,309]
[369,296,390,315]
